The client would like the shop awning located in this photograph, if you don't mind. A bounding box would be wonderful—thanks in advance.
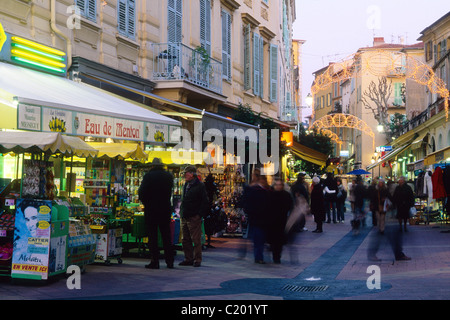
[424,145,450,166]
[147,150,207,165]
[410,132,428,150]
[289,141,328,167]
[87,142,147,161]
[0,131,98,157]
[0,62,181,143]
[367,143,411,170]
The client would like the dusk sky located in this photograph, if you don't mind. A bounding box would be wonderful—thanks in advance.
[293,1,450,120]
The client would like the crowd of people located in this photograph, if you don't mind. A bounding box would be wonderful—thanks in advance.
[138,160,414,269]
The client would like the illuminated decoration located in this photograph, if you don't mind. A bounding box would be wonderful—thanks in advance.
[310,113,375,150]
[320,128,343,147]
[281,131,294,147]
[0,22,6,53]
[8,36,66,75]
[311,49,449,121]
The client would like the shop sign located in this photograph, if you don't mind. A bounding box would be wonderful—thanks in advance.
[12,199,52,280]
[0,22,6,53]
[375,146,392,152]
[17,104,181,142]
[17,104,41,131]
[435,151,444,162]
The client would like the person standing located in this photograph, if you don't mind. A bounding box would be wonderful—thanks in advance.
[367,179,378,227]
[348,178,356,214]
[311,176,326,233]
[393,176,415,232]
[336,178,347,223]
[138,158,174,269]
[267,177,293,263]
[323,173,338,223]
[179,165,209,267]
[242,167,270,264]
[353,176,367,233]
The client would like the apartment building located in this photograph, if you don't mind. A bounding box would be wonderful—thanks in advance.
[0,0,296,138]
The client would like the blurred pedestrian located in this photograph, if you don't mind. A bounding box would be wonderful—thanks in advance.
[375,179,391,234]
[138,158,174,269]
[204,174,219,248]
[242,167,270,264]
[290,173,309,231]
[179,165,209,267]
[267,177,293,263]
[352,176,367,233]
[311,176,326,233]
[367,179,378,226]
[393,176,415,232]
[323,173,338,223]
[348,178,356,213]
[336,178,347,223]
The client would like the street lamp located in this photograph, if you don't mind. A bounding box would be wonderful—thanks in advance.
[305,93,313,107]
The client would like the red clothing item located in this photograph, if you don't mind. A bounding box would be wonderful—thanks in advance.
[432,166,447,199]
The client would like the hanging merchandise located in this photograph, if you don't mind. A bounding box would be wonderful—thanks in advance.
[432,166,446,199]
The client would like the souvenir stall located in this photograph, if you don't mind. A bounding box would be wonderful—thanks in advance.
[0,131,98,281]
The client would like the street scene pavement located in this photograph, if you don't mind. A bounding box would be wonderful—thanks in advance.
[1,209,449,301]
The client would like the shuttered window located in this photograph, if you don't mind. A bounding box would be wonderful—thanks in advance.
[394,82,403,105]
[168,0,182,43]
[118,0,136,39]
[75,0,96,22]
[269,44,278,102]
[221,10,231,81]
[244,24,251,90]
[253,33,260,97]
[200,0,211,55]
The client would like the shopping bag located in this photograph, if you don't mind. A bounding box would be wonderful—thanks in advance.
[409,206,417,217]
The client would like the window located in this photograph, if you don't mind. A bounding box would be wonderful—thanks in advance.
[244,24,251,90]
[394,82,403,105]
[425,41,433,62]
[269,43,278,102]
[75,0,96,22]
[221,10,231,81]
[168,0,182,43]
[253,33,263,97]
[118,0,135,39]
[200,0,211,55]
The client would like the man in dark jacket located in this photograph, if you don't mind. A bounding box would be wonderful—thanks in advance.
[179,165,209,267]
[138,158,174,269]
[393,176,415,232]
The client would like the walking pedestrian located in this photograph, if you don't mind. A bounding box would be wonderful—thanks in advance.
[323,173,338,223]
[179,165,209,267]
[267,177,293,263]
[393,176,415,232]
[242,167,270,264]
[138,158,174,269]
[290,173,309,231]
[368,179,378,226]
[352,176,367,233]
[348,178,356,213]
[375,179,391,234]
[336,178,347,223]
[311,176,326,233]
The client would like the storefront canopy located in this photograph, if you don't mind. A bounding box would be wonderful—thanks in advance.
[0,62,181,143]
[0,131,98,157]
[367,143,411,170]
[289,141,328,167]
[87,142,147,161]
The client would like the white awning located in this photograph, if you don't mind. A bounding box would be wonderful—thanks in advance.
[0,62,181,143]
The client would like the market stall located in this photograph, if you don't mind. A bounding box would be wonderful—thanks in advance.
[0,131,98,280]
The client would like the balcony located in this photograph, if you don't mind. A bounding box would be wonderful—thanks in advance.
[151,43,223,95]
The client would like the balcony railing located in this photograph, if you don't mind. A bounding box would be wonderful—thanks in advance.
[151,43,222,95]
[391,97,448,138]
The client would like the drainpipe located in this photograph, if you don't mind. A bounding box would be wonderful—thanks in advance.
[50,0,72,68]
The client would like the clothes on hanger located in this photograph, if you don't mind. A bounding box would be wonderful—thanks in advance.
[432,166,446,199]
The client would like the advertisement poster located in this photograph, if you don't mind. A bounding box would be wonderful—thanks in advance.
[12,199,52,280]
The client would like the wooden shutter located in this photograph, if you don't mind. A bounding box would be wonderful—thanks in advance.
[222,10,231,81]
[168,0,182,43]
[127,0,135,39]
[269,44,278,102]
[200,0,211,55]
[259,36,264,98]
[76,0,86,16]
[87,0,96,21]
[394,82,402,105]
[118,0,127,35]
[244,24,251,90]
[253,33,260,96]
